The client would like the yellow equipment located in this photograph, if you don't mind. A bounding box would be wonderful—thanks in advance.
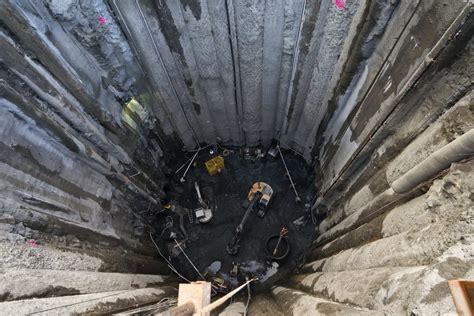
[205,156,225,175]
[247,182,273,207]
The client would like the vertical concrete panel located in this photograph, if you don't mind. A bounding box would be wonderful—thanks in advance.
[110,0,198,148]
[207,0,242,143]
[279,0,327,148]
[142,0,210,143]
[293,0,361,155]
[235,0,265,145]
[261,0,285,145]
[282,0,360,153]
[179,0,230,142]
[166,0,217,143]
[9,1,122,126]
[274,0,305,141]
[319,0,469,191]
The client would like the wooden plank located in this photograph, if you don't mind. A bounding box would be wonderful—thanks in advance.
[176,281,211,316]
[448,280,474,316]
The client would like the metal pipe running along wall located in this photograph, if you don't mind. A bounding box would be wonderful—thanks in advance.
[392,129,474,194]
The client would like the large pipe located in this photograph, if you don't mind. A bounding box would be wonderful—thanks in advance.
[311,129,473,251]
[392,129,474,193]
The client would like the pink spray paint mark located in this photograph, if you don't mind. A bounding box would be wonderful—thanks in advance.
[335,0,346,10]
[27,239,38,248]
[98,16,107,25]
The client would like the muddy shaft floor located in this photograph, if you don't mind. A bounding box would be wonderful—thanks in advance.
[158,148,315,289]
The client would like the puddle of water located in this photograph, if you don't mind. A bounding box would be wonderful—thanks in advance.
[207,260,222,274]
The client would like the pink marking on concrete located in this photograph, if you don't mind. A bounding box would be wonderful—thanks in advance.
[27,239,38,248]
[98,16,107,25]
[335,0,346,10]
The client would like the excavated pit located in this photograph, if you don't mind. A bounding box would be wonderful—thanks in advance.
[162,148,316,289]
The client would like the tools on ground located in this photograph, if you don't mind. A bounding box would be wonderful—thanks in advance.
[243,147,266,160]
[227,182,274,255]
[159,203,190,256]
[267,146,278,158]
[230,261,240,277]
[160,215,181,241]
[226,190,262,255]
[265,227,290,261]
[205,155,225,176]
[277,145,301,203]
[178,150,199,183]
[194,181,213,223]
[176,144,214,183]
[292,215,309,230]
[211,275,229,294]
[255,148,265,159]
[245,182,274,218]
[273,227,288,256]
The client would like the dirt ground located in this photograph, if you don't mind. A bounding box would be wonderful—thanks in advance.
[157,147,316,291]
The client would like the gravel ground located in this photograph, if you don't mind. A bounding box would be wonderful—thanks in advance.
[0,240,103,271]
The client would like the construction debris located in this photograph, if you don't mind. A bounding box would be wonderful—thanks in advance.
[265,228,290,261]
[194,182,213,223]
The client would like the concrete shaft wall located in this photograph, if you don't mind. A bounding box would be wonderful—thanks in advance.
[0,0,171,273]
[108,0,374,150]
[0,0,400,274]
[288,159,473,315]
[316,0,472,192]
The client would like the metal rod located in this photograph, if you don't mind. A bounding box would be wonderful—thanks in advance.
[197,278,256,315]
[278,141,307,159]
[278,0,307,140]
[195,181,205,207]
[188,143,213,152]
[244,277,251,316]
[175,155,196,174]
[174,239,205,280]
[149,233,191,283]
[180,149,200,182]
[175,143,213,178]
[273,227,288,256]
[273,235,283,256]
[277,145,301,202]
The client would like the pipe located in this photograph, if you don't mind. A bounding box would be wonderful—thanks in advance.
[392,129,474,193]
[310,130,474,253]
[174,239,205,281]
[197,278,256,315]
[180,149,200,183]
[149,233,191,283]
[277,146,301,202]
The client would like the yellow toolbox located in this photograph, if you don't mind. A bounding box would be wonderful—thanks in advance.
[205,156,225,175]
